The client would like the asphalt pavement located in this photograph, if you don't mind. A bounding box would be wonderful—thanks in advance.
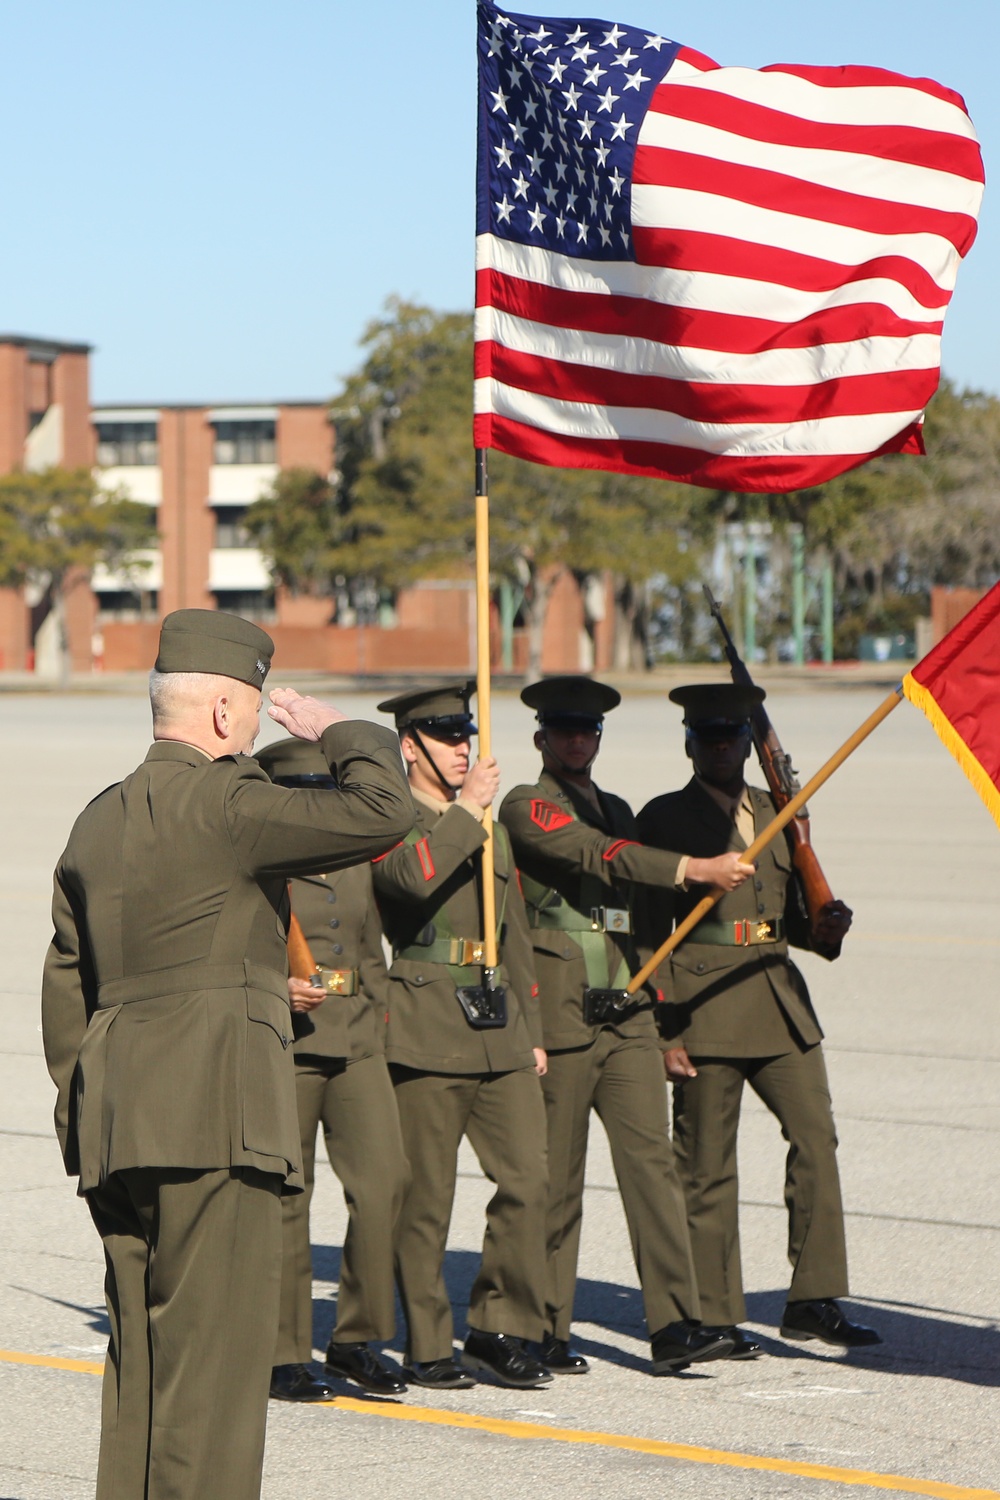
[1,682,998,1500]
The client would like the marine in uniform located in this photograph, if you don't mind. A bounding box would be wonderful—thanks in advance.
[256,737,409,1403]
[500,676,754,1374]
[372,683,551,1391]
[636,683,881,1352]
[41,610,412,1500]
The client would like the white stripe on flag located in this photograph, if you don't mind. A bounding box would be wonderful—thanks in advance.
[476,235,950,323]
[474,377,924,457]
[477,306,942,387]
[666,66,979,140]
[637,113,983,217]
[631,184,962,289]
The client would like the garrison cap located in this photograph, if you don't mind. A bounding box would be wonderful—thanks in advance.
[377,681,478,734]
[254,736,331,782]
[668,682,765,729]
[155,609,273,689]
[521,675,621,728]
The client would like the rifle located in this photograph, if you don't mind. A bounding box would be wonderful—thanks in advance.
[703,585,837,928]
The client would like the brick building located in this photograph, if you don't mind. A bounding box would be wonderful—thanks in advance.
[0,333,613,676]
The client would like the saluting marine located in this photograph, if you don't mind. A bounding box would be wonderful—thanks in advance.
[256,737,409,1403]
[372,683,552,1391]
[499,676,752,1375]
[40,610,411,1500]
[637,684,881,1353]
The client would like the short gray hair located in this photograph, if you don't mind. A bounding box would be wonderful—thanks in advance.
[149,668,236,727]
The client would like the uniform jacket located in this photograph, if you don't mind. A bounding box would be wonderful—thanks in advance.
[288,862,390,1063]
[636,779,826,1058]
[373,795,542,1074]
[500,770,683,1051]
[41,722,411,1193]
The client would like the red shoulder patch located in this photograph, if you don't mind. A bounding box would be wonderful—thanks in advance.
[530,798,574,832]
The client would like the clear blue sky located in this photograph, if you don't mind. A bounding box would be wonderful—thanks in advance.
[1,1,992,404]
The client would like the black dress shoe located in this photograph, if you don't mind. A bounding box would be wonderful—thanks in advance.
[701,1325,764,1360]
[537,1333,589,1374]
[324,1341,406,1395]
[269,1363,335,1402]
[462,1330,554,1388]
[650,1320,735,1374]
[402,1357,476,1389]
[780,1299,882,1348]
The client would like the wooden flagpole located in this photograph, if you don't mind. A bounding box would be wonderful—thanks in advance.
[475,449,499,971]
[626,685,905,995]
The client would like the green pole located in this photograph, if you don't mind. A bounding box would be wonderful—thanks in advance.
[743,535,757,663]
[499,579,516,672]
[821,559,834,664]
[791,527,805,665]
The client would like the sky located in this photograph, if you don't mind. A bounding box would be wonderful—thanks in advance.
[0,0,993,405]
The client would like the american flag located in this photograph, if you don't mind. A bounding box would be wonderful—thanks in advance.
[474,2,984,492]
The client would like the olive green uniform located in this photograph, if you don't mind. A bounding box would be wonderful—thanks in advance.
[42,722,411,1500]
[275,863,407,1362]
[637,779,849,1325]
[500,770,701,1342]
[373,795,548,1363]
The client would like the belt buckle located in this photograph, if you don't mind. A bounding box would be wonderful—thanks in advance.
[457,940,485,965]
[590,907,632,934]
[734,919,750,946]
[755,921,773,942]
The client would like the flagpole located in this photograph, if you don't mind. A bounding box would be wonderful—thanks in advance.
[626,685,905,995]
[475,447,499,971]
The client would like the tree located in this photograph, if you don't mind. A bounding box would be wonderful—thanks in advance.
[325,298,709,678]
[243,467,338,603]
[0,467,154,683]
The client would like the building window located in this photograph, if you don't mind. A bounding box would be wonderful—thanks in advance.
[95,590,159,622]
[95,422,159,467]
[213,420,276,465]
[213,506,252,548]
[212,589,276,623]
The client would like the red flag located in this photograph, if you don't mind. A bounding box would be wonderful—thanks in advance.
[902,583,1000,828]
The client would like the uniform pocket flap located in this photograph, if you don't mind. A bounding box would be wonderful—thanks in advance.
[670,944,736,978]
[246,988,292,1046]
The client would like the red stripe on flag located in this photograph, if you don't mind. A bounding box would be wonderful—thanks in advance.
[759,62,971,112]
[477,269,944,352]
[644,87,985,181]
[633,148,977,249]
[474,410,924,493]
[630,227,950,309]
[478,341,938,425]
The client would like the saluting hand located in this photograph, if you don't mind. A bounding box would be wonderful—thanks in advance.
[686,852,755,891]
[268,687,348,740]
[461,755,501,809]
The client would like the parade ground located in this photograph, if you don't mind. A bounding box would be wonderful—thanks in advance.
[1,679,998,1500]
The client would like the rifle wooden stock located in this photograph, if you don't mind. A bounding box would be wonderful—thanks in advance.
[704,585,837,926]
[287,911,318,981]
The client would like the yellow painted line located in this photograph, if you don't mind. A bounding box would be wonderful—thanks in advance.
[316,1396,1000,1498]
[2,1346,995,1499]
[0,1347,104,1375]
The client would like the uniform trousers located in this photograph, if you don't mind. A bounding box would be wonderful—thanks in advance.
[275,1052,408,1362]
[672,1043,849,1324]
[389,1065,548,1362]
[87,1165,282,1500]
[543,1030,700,1341]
